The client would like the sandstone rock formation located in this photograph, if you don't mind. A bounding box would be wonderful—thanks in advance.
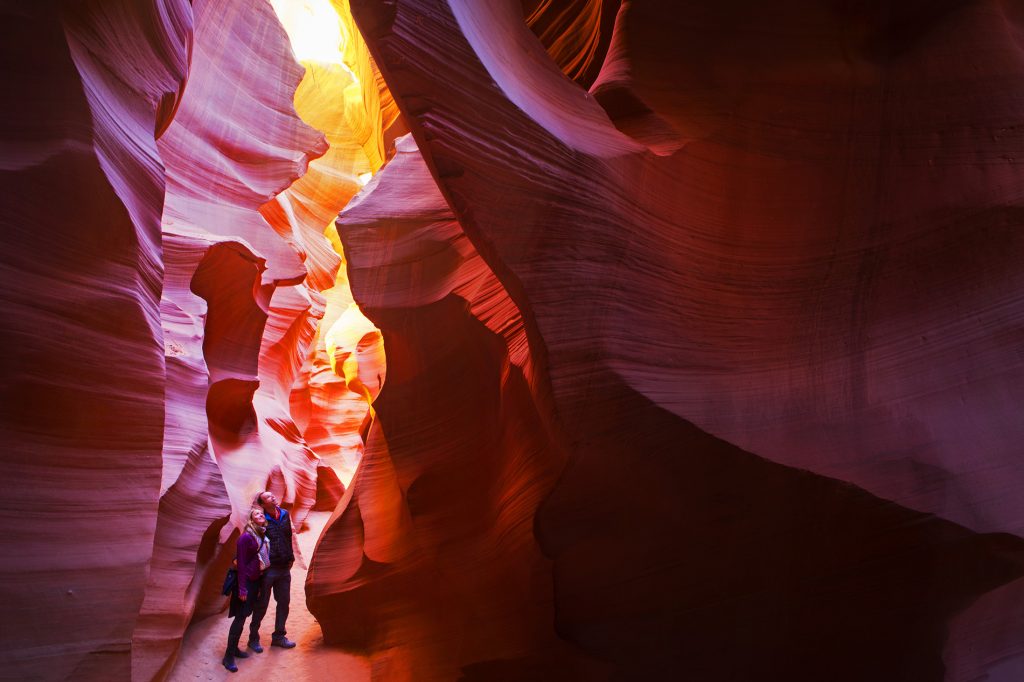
[305,0,1024,678]
[308,135,601,677]
[1,0,359,678]
[133,0,338,676]
[0,2,188,678]
[5,0,1024,680]
[269,0,400,486]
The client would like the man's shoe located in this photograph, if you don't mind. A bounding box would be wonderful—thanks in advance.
[231,648,249,659]
[271,637,297,649]
[247,639,264,653]
[222,655,238,673]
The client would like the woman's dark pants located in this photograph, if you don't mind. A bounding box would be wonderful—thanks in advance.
[226,579,260,656]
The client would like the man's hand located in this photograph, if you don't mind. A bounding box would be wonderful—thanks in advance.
[239,592,247,601]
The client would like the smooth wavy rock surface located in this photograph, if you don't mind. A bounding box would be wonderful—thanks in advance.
[312,0,1024,678]
[307,135,605,678]
[2,1,372,678]
[0,2,189,678]
[7,0,1024,679]
[133,0,332,677]
[132,230,233,682]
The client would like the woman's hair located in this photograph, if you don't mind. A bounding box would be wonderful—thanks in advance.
[245,508,266,537]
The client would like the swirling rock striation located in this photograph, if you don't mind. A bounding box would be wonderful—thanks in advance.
[306,0,1024,678]
[3,1,379,678]
[6,0,1024,679]
[307,135,603,679]
[135,0,336,677]
[0,1,189,678]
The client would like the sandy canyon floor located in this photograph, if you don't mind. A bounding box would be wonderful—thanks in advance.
[170,512,370,681]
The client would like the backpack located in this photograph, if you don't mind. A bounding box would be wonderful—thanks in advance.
[221,565,238,596]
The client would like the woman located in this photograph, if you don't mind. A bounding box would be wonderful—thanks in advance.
[223,508,268,672]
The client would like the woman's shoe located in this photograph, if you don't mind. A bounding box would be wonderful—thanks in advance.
[222,655,238,673]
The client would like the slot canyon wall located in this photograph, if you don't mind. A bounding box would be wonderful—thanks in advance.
[2,0,1024,681]
[1,0,390,679]
[310,0,1024,679]
[1,2,185,678]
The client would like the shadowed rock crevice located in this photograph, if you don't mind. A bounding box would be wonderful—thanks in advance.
[538,376,1024,679]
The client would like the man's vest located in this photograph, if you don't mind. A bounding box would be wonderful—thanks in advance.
[265,507,295,567]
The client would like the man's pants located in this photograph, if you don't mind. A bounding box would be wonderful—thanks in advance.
[249,566,291,641]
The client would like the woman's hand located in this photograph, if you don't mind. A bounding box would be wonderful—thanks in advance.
[239,592,247,601]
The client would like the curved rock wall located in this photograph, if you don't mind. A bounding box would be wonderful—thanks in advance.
[308,135,598,678]
[304,0,1024,678]
[0,2,189,678]
[2,1,382,678]
[3,1,391,677]
[270,0,401,486]
[132,0,339,676]
[523,0,618,88]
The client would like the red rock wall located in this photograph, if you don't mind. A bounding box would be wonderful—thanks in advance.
[308,135,601,679]
[1,0,360,677]
[269,2,402,486]
[304,0,1024,678]
[131,0,336,677]
[0,2,189,678]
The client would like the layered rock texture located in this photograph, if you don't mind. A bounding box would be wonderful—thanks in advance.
[307,133,591,678]
[132,1,330,677]
[2,0,384,679]
[1,2,188,678]
[271,0,400,486]
[4,0,1024,680]
[307,0,1024,679]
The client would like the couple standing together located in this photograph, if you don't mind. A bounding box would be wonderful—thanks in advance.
[223,491,296,673]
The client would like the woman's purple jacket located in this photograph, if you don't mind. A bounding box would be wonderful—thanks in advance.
[236,532,262,598]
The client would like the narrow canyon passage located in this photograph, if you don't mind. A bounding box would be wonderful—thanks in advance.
[5,0,1024,680]
[158,0,394,677]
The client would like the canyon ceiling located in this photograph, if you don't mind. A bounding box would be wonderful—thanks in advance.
[2,0,1024,680]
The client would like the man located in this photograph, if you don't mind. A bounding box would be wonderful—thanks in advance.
[247,490,297,651]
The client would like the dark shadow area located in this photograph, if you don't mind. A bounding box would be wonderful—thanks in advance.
[537,372,1024,681]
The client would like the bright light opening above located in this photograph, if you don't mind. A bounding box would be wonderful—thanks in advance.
[270,0,346,65]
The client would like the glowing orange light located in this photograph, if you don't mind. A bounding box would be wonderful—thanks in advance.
[268,0,392,485]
